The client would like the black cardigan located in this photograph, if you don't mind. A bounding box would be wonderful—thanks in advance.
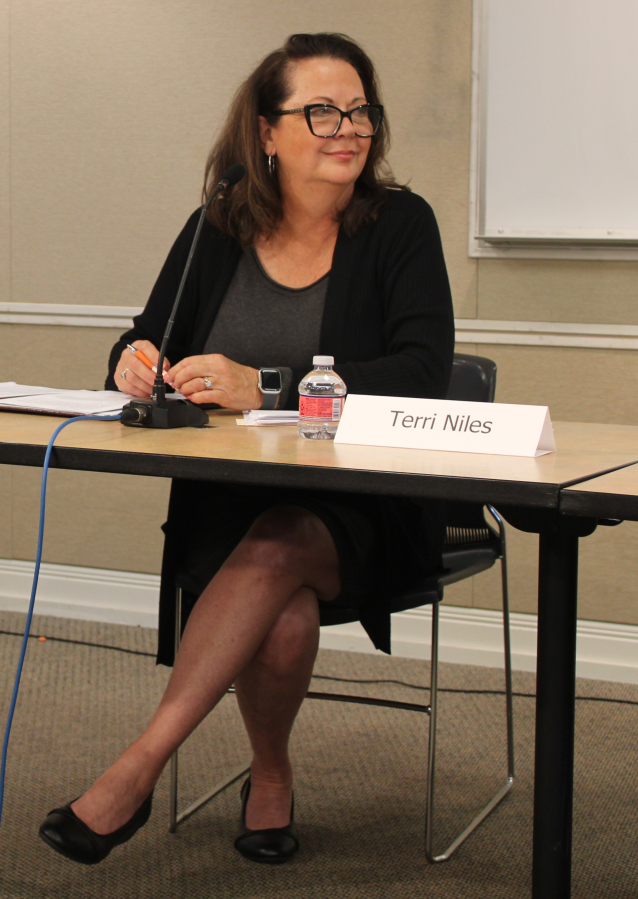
[107,189,454,405]
[106,188,455,659]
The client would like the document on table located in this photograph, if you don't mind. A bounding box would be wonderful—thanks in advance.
[237,410,299,426]
[0,387,134,416]
[0,382,184,417]
[0,382,63,399]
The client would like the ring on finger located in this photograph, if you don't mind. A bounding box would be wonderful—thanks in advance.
[202,376,212,390]
[120,369,129,380]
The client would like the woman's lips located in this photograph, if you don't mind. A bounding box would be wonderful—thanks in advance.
[327,150,356,160]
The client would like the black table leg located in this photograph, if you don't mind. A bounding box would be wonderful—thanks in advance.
[502,509,597,899]
[533,524,580,899]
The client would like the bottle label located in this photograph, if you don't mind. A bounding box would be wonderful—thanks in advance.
[299,395,344,421]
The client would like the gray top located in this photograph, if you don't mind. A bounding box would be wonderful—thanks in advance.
[204,248,328,406]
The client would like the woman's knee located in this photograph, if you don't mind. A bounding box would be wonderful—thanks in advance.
[247,505,323,549]
[239,505,339,583]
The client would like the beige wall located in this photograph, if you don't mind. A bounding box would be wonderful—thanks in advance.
[2,0,475,311]
[1,1,638,626]
[0,1,9,304]
[477,260,638,324]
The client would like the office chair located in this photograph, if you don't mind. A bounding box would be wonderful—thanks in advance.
[168,353,514,863]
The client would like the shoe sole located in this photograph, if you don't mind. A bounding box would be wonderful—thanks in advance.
[236,849,296,864]
[39,829,100,865]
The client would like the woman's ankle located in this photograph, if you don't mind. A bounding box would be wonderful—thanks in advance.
[75,744,161,809]
[249,757,293,789]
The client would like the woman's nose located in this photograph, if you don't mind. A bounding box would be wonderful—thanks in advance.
[335,114,356,138]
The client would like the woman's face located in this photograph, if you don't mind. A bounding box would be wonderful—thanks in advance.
[260,56,372,195]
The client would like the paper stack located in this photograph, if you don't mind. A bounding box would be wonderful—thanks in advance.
[0,382,183,417]
[237,410,299,426]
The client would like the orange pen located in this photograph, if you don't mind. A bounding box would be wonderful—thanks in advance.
[127,343,169,376]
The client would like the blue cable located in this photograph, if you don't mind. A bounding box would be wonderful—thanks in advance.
[0,412,122,827]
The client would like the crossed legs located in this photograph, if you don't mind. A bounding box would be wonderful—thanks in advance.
[70,505,340,835]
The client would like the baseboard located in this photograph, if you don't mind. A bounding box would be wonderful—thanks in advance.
[1,558,638,684]
[0,559,159,629]
[319,608,638,685]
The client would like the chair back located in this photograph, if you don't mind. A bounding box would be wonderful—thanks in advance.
[444,353,498,533]
[447,353,497,403]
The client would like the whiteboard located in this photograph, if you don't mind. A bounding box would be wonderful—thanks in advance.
[470,0,638,258]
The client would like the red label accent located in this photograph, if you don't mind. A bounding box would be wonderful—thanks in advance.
[299,396,344,421]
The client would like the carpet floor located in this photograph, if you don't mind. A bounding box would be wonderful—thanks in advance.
[0,610,637,899]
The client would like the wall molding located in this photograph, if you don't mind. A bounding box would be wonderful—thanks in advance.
[0,303,140,328]
[455,319,638,351]
[1,558,637,684]
[2,304,638,351]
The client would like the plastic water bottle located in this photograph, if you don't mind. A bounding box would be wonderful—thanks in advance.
[298,356,347,440]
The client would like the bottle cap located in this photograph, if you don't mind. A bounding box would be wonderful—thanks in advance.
[313,355,334,366]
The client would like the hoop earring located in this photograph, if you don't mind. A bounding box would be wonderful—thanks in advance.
[268,154,276,176]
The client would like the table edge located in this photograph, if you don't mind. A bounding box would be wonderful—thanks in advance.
[0,442,560,508]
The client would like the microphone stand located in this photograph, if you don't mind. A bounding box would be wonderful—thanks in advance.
[121,166,245,429]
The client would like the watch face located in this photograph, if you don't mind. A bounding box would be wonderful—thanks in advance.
[260,369,281,391]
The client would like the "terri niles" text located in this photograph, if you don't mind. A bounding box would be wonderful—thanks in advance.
[390,411,492,434]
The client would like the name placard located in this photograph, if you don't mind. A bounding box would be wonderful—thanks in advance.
[334,395,555,457]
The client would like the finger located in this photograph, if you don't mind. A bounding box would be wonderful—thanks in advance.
[178,376,212,397]
[130,341,159,365]
[188,389,236,408]
[165,357,189,381]
[186,390,218,406]
[116,378,148,398]
[166,361,197,386]
[127,347,166,377]
[167,354,218,386]
[128,341,170,373]
[118,381,149,399]
[117,348,152,385]
[117,367,152,396]
[169,364,205,391]
[127,356,157,386]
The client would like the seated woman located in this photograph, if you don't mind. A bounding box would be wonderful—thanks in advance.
[39,32,454,865]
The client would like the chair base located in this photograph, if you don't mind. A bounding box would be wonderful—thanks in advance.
[168,682,514,860]
[425,505,515,862]
[169,698,513,857]
[426,776,514,863]
[169,755,250,833]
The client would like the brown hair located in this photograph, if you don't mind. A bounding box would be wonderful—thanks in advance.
[203,32,408,247]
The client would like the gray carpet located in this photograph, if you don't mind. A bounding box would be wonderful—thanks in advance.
[1,609,637,898]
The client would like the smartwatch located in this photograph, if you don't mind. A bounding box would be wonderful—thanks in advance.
[258,368,282,409]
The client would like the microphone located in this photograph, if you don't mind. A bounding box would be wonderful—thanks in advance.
[220,163,247,188]
[121,163,246,429]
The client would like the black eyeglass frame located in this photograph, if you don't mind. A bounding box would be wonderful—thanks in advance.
[272,103,384,138]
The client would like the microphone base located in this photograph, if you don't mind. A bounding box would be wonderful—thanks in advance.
[121,398,209,429]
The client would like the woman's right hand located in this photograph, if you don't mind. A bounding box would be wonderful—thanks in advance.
[114,341,169,398]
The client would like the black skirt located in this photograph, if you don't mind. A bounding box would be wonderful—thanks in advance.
[156,478,445,665]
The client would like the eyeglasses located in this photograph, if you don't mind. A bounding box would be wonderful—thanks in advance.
[273,103,384,138]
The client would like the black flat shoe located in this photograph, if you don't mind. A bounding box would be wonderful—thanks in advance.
[39,791,153,865]
[234,777,298,864]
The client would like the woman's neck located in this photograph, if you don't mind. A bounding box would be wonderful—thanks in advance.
[275,178,354,247]
[254,180,350,287]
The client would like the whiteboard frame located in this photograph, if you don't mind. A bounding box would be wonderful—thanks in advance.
[468,0,638,261]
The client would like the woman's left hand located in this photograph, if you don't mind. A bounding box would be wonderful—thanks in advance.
[165,354,262,410]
